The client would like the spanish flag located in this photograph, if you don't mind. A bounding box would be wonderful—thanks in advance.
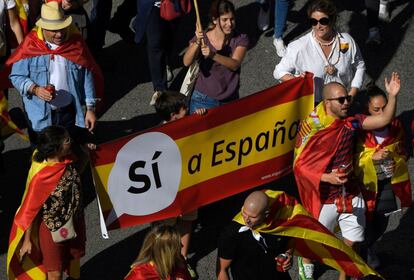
[7,158,83,280]
[293,102,347,218]
[0,90,28,141]
[0,25,104,109]
[354,119,412,213]
[233,190,382,278]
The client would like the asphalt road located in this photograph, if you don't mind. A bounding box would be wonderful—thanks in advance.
[1,0,414,279]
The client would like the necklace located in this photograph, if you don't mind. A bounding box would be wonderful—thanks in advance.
[315,35,336,47]
[313,32,341,76]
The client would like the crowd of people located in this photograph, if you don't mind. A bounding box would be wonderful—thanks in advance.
[0,0,412,279]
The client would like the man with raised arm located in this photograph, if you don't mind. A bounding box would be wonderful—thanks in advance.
[293,73,400,280]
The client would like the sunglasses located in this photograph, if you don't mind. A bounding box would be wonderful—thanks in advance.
[309,17,330,26]
[327,95,352,104]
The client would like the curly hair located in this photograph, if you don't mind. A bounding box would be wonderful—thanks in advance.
[33,126,69,162]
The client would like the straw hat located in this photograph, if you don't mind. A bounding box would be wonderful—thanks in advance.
[35,2,72,30]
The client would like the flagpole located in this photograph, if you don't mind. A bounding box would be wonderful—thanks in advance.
[193,0,205,46]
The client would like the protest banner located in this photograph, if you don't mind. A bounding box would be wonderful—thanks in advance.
[91,73,314,236]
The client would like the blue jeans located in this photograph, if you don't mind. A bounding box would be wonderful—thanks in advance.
[189,90,238,114]
[274,0,289,39]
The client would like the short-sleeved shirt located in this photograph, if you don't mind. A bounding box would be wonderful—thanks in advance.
[320,114,366,203]
[0,0,15,34]
[191,32,249,101]
[218,221,291,280]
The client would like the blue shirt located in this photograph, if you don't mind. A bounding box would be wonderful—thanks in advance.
[10,53,96,131]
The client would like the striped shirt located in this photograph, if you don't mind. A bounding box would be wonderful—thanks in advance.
[320,115,366,203]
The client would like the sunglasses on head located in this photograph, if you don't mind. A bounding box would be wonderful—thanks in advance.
[309,17,330,26]
[327,95,352,104]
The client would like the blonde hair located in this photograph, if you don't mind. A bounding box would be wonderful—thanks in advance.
[134,225,184,280]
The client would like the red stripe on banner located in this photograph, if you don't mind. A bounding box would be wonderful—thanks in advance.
[93,74,314,166]
[106,152,293,229]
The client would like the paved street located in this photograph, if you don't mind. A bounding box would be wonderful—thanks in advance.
[1,0,414,279]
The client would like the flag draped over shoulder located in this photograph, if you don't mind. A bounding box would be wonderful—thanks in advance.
[0,25,104,109]
[233,190,381,278]
[7,158,81,280]
[354,119,412,213]
[0,90,28,141]
[293,102,346,218]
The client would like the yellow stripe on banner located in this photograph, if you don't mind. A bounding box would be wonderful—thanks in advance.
[93,163,114,210]
[93,95,313,210]
[177,95,313,189]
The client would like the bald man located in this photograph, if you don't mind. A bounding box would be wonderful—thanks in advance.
[294,74,401,280]
[217,191,293,280]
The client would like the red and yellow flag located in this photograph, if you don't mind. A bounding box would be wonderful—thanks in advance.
[7,158,81,280]
[293,102,347,218]
[0,90,28,141]
[233,190,381,278]
[92,75,314,233]
[354,119,412,213]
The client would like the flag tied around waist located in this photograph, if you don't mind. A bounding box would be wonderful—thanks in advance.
[91,74,314,236]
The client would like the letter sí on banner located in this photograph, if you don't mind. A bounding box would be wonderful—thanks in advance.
[91,73,315,234]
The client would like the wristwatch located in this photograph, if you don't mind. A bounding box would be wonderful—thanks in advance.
[86,106,96,112]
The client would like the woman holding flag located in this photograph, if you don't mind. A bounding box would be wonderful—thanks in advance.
[7,125,86,280]
[183,0,249,113]
[354,84,412,268]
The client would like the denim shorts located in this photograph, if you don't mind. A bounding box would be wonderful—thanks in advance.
[189,90,238,114]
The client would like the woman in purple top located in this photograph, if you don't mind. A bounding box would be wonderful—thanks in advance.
[183,0,249,113]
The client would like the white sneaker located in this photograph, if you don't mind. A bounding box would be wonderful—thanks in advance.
[298,256,314,280]
[273,37,286,57]
[257,5,270,31]
[379,0,390,21]
[166,65,174,82]
[366,27,381,45]
[149,91,162,106]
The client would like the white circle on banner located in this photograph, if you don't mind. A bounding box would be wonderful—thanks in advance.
[107,132,182,220]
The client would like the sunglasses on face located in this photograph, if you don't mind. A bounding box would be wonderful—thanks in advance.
[327,95,352,104]
[309,17,330,26]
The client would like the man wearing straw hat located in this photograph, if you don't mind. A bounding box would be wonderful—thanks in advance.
[6,1,103,144]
